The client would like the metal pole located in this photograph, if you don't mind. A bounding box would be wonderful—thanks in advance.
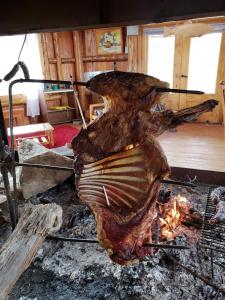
[47,235,190,249]
[15,162,74,171]
[0,131,17,229]
[73,88,87,129]
[0,101,8,146]
[161,179,197,187]
[155,87,204,94]
[70,76,87,130]
[8,82,19,224]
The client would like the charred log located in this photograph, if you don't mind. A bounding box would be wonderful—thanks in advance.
[0,204,62,299]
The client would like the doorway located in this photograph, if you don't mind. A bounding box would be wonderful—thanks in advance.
[147,30,224,123]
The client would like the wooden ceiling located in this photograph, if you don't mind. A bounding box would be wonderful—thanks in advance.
[0,0,225,35]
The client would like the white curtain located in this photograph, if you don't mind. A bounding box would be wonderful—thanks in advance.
[0,33,43,117]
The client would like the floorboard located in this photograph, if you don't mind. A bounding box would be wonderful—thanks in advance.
[158,123,225,173]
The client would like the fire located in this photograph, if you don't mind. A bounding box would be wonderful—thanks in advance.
[125,144,135,150]
[159,194,188,240]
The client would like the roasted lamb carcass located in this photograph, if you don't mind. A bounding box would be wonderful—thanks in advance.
[72,71,218,265]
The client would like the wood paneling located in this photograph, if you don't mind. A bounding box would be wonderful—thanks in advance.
[215,33,225,126]
[84,30,96,57]
[40,20,225,124]
[128,35,138,72]
[82,29,128,73]
[127,33,148,73]
[73,31,86,112]
[40,27,128,117]
[45,33,55,59]
[49,64,58,80]
[62,63,76,82]
[58,32,74,58]
[52,33,63,80]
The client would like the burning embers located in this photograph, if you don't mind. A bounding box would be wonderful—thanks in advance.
[158,194,189,240]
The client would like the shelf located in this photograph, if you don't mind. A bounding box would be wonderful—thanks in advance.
[47,107,76,113]
[39,89,78,125]
[44,89,74,94]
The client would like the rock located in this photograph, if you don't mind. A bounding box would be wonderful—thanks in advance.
[0,194,7,205]
[18,139,74,199]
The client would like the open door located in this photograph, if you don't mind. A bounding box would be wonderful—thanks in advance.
[147,27,225,123]
[179,32,222,123]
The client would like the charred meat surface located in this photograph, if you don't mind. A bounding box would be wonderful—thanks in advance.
[72,71,218,265]
[209,187,225,225]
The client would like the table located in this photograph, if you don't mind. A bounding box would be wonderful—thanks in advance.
[7,123,54,147]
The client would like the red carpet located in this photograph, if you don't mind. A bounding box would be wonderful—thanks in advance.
[50,124,80,148]
[10,124,80,149]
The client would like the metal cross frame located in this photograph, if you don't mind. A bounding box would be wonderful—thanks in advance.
[0,77,206,250]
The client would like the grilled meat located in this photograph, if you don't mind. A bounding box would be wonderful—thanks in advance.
[72,71,218,265]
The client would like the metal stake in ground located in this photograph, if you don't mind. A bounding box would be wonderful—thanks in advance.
[70,75,87,130]
[0,131,17,229]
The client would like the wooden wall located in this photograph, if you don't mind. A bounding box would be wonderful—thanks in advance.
[40,27,149,118]
[40,28,131,117]
[82,29,128,72]
[40,20,225,124]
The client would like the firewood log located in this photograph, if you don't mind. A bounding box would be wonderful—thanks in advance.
[0,203,62,300]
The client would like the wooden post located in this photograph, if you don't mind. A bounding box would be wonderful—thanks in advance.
[128,32,148,74]
[53,32,63,80]
[0,203,62,300]
[39,34,51,79]
[128,35,138,72]
[72,31,87,115]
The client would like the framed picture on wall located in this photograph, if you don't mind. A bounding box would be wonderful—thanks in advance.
[95,27,123,55]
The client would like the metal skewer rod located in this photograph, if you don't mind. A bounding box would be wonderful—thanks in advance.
[155,87,204,94]
[161,179,197,188]
[0,160,220,189]
[103,185,110,206]
[70,76,87,130]
[15,162,74,171]
[47,235,190,249]
[0,160,220,190]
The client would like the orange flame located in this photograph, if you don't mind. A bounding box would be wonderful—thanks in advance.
[159,194,188,240]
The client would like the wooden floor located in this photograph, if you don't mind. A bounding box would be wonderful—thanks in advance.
[158,123,225,173]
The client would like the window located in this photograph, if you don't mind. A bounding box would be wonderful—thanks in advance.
[187,33,222,94]
[147,35,175,87]
[0,34,43,116]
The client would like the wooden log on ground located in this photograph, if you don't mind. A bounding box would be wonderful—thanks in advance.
[0,194,7,205]
[0,203,62,300]
[180,206,203,229]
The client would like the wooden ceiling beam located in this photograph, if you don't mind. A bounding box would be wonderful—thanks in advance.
[0,0,224,36]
